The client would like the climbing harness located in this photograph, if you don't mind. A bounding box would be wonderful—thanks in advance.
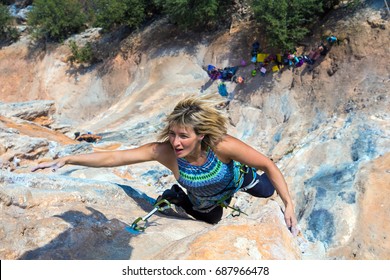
[214,162,259,217]
[127,198,172,234]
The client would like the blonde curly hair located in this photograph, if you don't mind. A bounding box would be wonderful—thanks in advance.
[158,94,228,149]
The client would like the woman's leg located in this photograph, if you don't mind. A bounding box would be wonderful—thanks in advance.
[241,168,275,198]
[161,185,223,224]
[176,194,223,224]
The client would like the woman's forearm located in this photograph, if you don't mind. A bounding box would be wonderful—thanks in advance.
[264,163,294,207]
[63,151,123,167]
[31,143,160,173]
[264,163,297,229]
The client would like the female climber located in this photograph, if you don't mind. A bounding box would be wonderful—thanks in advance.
[32,94,297,231]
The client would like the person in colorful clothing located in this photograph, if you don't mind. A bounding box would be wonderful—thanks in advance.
[32,95,297,231]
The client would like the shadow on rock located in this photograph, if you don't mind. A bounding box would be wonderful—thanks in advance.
[19,207,134,260]
[116,183,193,221]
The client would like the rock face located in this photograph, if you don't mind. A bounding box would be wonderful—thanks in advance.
[0,100,55,123]
[327,153,390,259]
[0,171,301,260]
[0,2,389,260]
[152,200,303,260]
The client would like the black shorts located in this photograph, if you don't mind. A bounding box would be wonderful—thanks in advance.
[176,169,275,224]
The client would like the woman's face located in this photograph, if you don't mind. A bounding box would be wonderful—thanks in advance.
[168,125,203,158]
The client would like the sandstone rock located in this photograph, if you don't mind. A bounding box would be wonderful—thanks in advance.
[0,171,300,260]
[328,153,390,259]
[152,201,302,260]
[0,115,76,146]
[0,3,389,260]
[0,100,55,125]
[367,16,386,29]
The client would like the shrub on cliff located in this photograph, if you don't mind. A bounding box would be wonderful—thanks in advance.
[92,0,145,31]
[154,0,234,30]
[0,3,11,34]
[251,0,329,51]
[27,0,87,42]
[0,3,19,42]
[68,40,95,64]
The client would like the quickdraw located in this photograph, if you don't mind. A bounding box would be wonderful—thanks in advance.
[219,201,248,217]
[127,198,171,234]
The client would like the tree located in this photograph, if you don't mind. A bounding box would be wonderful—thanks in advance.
[251,0,324,51]
[92,0,145,31]
[27,0,87,42]
[68,40,94,64]
[0,3,11,34]
[0,3,19,42]
[154,0,233,30]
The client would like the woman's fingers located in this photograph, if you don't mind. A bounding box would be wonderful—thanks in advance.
[31,161,58,172]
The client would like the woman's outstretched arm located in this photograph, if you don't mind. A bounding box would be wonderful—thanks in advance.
[31,142,162,172]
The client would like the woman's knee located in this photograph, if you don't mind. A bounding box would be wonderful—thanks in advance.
[245,173,275,198]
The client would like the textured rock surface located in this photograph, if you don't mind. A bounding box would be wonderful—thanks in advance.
[327,153,390,259]
[0,2,389,259]
[152,201,302,260]
[0,171,301,260]
[0,100,55,125]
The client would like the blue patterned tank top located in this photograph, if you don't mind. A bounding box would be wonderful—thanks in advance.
[177,148,236,212]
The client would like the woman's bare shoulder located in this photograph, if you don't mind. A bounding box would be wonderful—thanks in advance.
[213,134,243,161]
[215,134,260,159]
[154,141,173,152]
[215,134,243,150]
[153,142,179,176]
[139,141,170,157]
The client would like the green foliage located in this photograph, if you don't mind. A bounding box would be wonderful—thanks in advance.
[92,0,145,31]
[144,0,164,19]
[68,40,94,64]
[0,3,11,33]
[0,3,19,42]
[27,0,87,42]
[251,0,324,51]
[154,0,232,30]
[15,0,343,57]
[322,0,341,10]
[346,0,362,9]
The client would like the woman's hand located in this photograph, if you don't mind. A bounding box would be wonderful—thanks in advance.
[31,158,66,172]
[284,204,299,236]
